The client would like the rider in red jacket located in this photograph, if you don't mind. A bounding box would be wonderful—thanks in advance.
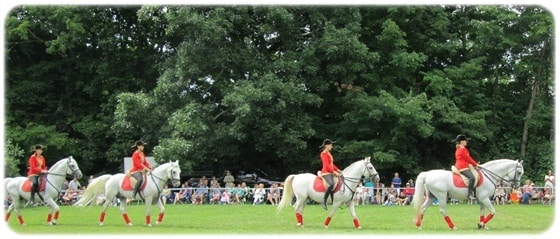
[130,140,151,200]
[319,139,341,210]
[454,134,480,199]
[28,144,48,203]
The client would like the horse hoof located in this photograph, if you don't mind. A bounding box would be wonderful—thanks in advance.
[127,223,133,226]
[147,224,152,227]
[21,223,27,226]
[99,222,104,226]
[325,225,329,229]
[452,226,458,230]
[417,226,422,230]
[357,226,362,229]
[155,221,161,225]
[296,223,302,227]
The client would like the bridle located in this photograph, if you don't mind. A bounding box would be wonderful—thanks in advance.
[341,160,379,199]
[479,161,523,189]
[44,157,82,194]
[148,164,181,197]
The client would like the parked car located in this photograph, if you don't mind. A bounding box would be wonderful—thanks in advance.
[222,168,283,188]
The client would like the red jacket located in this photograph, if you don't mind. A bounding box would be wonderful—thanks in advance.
[27,154,47,176]
[130,150,151,173]
[455,146,478,171]
[320,151,340,174]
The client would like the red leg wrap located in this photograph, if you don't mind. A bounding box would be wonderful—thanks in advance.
[444,216,455,229]
[47,214,52,222]
[17,215,24,225]
[99,212,106,222]
[5,213,10,222]
[158,213,164,222]
[296,213,303,224]
[123,213,131,224]
[415,214,423,227]
[324,216,332,226]
[146,215,151,225]
[480,215,484,223]
[483,214,494,224]
[353,218,360,228]
[54,211,60,220]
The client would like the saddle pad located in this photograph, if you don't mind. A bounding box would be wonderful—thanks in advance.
[313,176,343,193]
[121,174,148,191]
[21,177,47,192]
[452,171,484,188]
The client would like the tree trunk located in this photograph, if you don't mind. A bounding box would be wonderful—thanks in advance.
[520,43,546,158]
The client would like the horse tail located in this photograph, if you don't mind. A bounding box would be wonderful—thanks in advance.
[3,178,12,200]
[412,172,427,220]
[74,174,111,207]
[276,174,295,214]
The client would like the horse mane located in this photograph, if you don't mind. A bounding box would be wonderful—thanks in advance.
[49,156,72,170]
[481,158,516,167]
[152,160,179,173]
[344,158,365,170]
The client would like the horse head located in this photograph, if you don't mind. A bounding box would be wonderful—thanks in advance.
[49,156,82,179]
[168,160,182,187]
[363,157,380,183]
[67,156,83,179]
[503,160,524,189]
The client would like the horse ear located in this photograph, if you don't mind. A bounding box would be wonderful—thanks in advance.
[365,156,371,162]
[519,160,523,165]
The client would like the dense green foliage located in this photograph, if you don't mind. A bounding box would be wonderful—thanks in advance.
[4,6,553,184]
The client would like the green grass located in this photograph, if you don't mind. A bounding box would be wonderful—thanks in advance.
[4,202,556,235]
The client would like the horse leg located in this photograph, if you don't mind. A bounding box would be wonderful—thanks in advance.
[346,200,362,229]
[415,194,433,228]
[45,197,60,225]
[478,198,495,229]
[5,199,14,222]
[155,197,165,225]
[98,196,115,226]
[324,201,342,228]
[7,198,25,225]
[144,197,153,227]
[118,196,132,226]
[436,196,456,230]
[294,197,306,227]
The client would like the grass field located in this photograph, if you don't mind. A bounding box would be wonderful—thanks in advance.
[4,202,556,236]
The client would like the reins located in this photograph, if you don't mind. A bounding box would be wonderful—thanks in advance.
[340,160,378,200]
[478,162,521,190]
[147,164,181,199]
[44,157,81,195]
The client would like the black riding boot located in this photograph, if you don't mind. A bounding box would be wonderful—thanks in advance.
[322,185,333,210]
[133,180,142,199]
[467,177,476,199]
[131,172,144,200]
[30,183,37,203]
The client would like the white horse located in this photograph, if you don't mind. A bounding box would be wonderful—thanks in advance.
[5,156,83,225]
[412,159,524,230]
[75,160,181,226]
[277,157,379,229]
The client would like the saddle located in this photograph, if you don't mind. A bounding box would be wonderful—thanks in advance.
[121,171,148,191]
[451,165,483,188]
[313,171,343,193]
[21,176,47,192]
